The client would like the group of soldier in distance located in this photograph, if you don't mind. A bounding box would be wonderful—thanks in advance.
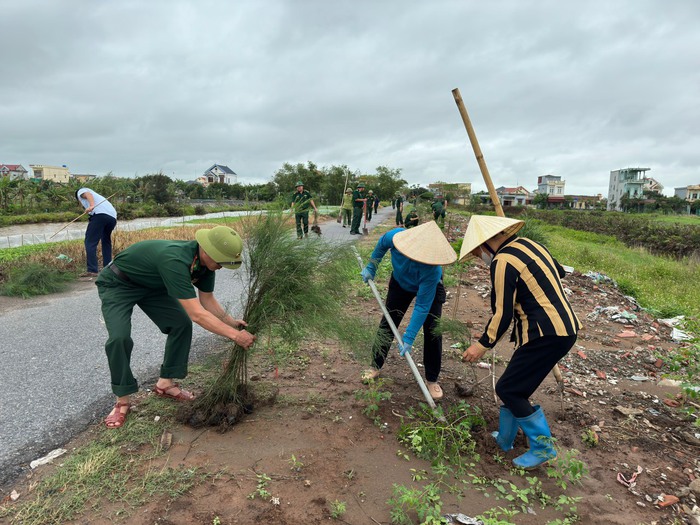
[290,180,449,237]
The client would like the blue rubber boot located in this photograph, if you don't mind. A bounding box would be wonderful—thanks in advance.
[491,406,518,452]
[513,406,556,469]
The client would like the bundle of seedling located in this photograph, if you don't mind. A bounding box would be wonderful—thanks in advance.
[179,211,360,429]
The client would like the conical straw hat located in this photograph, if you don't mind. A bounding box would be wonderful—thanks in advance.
[393,221,457,265]
[459,215,525,262]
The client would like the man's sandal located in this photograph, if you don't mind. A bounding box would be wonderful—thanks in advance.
[154,383,195,401]
[104,401,130,429]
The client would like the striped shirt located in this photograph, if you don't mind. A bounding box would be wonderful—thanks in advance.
[477,236,582,351]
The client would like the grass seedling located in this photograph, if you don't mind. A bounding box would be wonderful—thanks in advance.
[387,483,447,525]
[354,378,392,426]
[288,454,304,472]
[248,473,272,500]
[329,500,347,519]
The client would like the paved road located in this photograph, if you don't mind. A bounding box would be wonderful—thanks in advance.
[0,206,395,487]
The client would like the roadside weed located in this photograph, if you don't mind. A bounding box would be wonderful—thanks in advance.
[248,473,272,500]
[387,483,447,525]
[288,454,304,472]
[329,500,347,519]
[355,378,392,426]
[543,442,588,490]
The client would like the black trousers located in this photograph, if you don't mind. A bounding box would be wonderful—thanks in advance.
[372,275,446,382]
[495,334,577,418]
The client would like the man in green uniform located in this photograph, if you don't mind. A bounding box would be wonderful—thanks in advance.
[350,182,366,235]
[96,226,257,429]
[394,191,404,226]
[340,188,353,227]
[432,195,447,228]
[366,190,374,221]
[290,181,318,239]
[405,208,419,229]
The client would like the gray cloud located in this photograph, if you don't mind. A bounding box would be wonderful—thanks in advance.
[1,0,698,194]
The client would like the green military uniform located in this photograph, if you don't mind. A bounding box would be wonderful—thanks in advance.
[95,240,215,397]
[350,185,366,234]
[341,190,353,227]
[395,193,404,226]
[291,187,314,239]
[432,197,446,227]
[366,191,374,221]
[405,209,419,229]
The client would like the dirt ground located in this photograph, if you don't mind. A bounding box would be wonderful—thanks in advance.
[2,214,699,525]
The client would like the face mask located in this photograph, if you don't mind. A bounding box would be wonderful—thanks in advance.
[479,249,494,267]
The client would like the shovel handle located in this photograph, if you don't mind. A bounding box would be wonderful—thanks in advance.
[352,247,439,411]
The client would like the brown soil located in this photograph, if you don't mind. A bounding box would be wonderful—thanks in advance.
[3,215,699,525]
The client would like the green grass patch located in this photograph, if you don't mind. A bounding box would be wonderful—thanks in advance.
[0,244,49,264]
[650,214,700,225]
[0,394,209,525]
[542,224,699,318]
[0,263,75,298]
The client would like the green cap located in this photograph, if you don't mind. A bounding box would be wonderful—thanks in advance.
[357,182,365,188]
[295,181,304,187]
[195,226,243,269]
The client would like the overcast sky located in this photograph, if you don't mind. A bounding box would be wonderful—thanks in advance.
[2,0,699,196]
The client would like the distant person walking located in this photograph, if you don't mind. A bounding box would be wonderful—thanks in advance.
[75,188,117,278]
[290,181,318,239]
[432,195,447,228]
[340,188,353,228]
[373,194,380,214]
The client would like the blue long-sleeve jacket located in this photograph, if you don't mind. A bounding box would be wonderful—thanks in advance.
[370,228,442,346]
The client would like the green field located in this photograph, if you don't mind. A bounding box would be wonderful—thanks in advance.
[650,214,700,225]
[542,224,699,318]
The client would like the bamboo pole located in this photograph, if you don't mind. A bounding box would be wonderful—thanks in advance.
[451,88,564,387]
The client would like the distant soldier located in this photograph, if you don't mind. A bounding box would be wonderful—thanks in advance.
[290,181,318,239]
[405,208,419,229]
[340,188,353,228]
[373,193,380,214]
[394,191,404,226]
[432,195,447,227]
[350,182,367,235]
[366,190,374,221]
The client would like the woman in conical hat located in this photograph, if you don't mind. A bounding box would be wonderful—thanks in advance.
[360,221,457,400]
[460,215,581,469]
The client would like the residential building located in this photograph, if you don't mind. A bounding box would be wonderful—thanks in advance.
[644,177,664,195]
[30,164,71,184]
[202,164,237,185]
[0,164,29,180]
[675,184,700,202]
[72,174,98,184]
[428,182,472,204]
[607,167,650,211]
[496,186,533,207]
[568,194,604,210]
[537,174,566,196]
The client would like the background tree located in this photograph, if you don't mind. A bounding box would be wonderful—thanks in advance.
[534,193,549,209]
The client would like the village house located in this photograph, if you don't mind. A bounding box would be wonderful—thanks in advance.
[427,182,472,204]
[29,164,71,184]
[196,164,237,187]
[607,167,654,211]
[0,164,29,180]
[496,186,533,207]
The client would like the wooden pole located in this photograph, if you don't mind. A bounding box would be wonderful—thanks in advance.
[451,88,564,387]
[451,88,505,218]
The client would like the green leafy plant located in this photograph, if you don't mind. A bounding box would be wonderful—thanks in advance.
[544,442,588,490]
[581,428,599,448]
[355,378,392,426]
[387,483,447,525]
[247,473,272,500]
[397,402,484,475]
[329,500,347,519]
[288,454,304,472]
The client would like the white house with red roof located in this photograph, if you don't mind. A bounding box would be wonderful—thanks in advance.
[0,164,29,180]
